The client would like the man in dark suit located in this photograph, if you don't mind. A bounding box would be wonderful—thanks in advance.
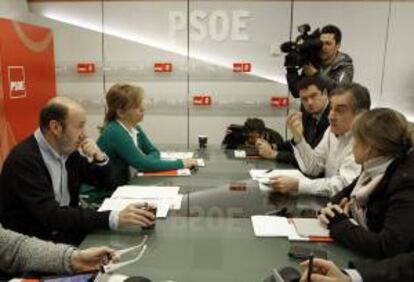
[257,76,330,165]
[0,96,155,245]
[300,254,414,282]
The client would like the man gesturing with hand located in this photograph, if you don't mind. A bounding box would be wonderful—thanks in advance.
[270,83,370,197]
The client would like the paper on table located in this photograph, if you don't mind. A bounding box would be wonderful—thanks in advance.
[111,185,180,199]
[100,196,183,210]
[251,215,317,241]
[98,196,183,217]
[259,183,272,192]
[234,150,246,158]
[98,199,169,218]
[161,151,194,160]
[251,215,295,237]
[250,169,306,183]
[291,218,330,237]
[197,159,205,167]
[286,223,309,241]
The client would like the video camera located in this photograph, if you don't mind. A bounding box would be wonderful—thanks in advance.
[280,24,322,69]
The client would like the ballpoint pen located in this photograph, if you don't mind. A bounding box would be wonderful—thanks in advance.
[307,252,314,282]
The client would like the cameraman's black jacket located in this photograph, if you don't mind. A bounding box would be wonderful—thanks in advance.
[287,52,354,98]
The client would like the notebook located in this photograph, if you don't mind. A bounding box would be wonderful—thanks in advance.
[291,218,332,241]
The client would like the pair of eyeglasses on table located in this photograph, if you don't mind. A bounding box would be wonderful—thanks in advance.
[94,235,149,281]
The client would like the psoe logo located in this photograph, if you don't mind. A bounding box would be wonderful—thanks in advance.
[8,66,27,99]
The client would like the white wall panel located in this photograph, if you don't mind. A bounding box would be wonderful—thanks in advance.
[187,1,290,145]
[26,0,414,143]
[0,0,28,20]
[381,2,414,121]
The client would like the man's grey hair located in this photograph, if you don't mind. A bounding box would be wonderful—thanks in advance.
[330,82,371,113]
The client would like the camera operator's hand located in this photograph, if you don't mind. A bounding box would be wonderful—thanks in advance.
[303,63,318,76]
[256,139,278,160]
[287,112,304,144]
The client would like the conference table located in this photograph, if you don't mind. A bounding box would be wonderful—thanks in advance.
[81,147,363,282]
[129,148,327,218]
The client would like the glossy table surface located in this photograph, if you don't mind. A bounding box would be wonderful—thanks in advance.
[82,217,361,282]
[81,148,360,282]
[130,148,327,218]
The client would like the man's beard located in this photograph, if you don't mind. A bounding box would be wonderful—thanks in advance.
[59,133,77,155]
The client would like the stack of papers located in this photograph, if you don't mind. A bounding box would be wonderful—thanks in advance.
[112,186,180,198]
[251,215,332,242]
[161,152,205,167]
[249,169,307,191]
[251,215,293,237]
[99,185,183,218]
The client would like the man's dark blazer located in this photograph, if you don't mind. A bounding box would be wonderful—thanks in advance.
[329,151,414,259]
[276,104,330,165]
[0,136,116,245]
[352,252,414,282]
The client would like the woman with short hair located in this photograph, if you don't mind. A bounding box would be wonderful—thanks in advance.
[319,108,414,258]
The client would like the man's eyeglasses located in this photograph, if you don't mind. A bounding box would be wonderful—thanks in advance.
[98,235,149,276]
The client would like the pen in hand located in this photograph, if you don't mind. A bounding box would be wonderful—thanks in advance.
[307,252,314,282]
[265,168,274,174]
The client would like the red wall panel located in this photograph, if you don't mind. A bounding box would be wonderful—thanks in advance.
[0,18,56,170]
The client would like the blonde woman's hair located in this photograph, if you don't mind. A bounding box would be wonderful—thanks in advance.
[352,108,413,158]
[104,84,144,125]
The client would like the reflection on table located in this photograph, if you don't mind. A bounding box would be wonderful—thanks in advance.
[81,148,359,281]
[130,148,290,193]
[81,217,361,282]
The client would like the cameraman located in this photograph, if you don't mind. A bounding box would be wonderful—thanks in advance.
[287,25,354,98]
